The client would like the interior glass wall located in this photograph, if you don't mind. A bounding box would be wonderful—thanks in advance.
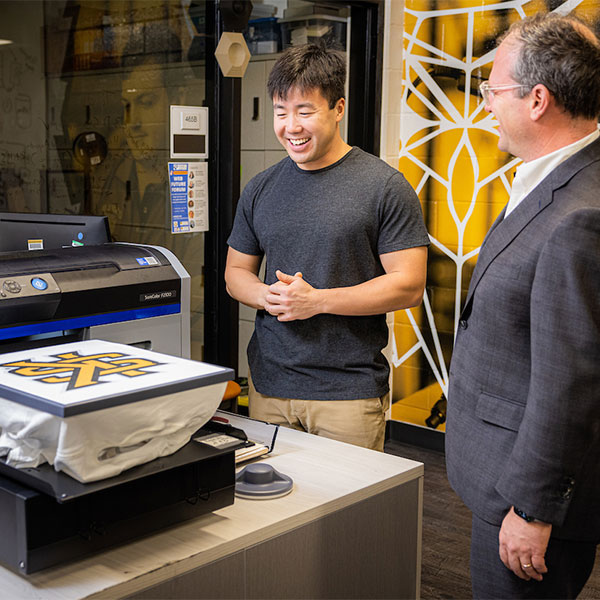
[0,0,206,359]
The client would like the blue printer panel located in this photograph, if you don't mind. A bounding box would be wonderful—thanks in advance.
[0,245,183,341]
[0,274,59,298]
[0,272,61,329]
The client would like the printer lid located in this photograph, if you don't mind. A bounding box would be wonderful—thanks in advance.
[0,244,170,277]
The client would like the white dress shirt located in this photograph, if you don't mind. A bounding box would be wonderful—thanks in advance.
[505,127,600,218]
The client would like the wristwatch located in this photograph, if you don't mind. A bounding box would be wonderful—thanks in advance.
[513,507,536,522]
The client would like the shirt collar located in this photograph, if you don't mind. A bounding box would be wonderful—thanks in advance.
[515,127,600,193]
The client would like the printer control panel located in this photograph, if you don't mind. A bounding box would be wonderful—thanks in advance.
[0,273,60,299]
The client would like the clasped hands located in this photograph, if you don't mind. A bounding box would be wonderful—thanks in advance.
[263,269,322,321]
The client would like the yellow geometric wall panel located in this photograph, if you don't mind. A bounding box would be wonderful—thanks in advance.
[391,0,599,429]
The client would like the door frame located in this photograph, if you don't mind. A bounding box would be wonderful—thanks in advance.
[203,0,385,372]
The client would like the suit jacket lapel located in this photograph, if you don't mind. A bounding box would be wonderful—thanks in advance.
[463,136,600,310]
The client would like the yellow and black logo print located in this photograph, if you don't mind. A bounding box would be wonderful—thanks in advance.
[0,351,163,391]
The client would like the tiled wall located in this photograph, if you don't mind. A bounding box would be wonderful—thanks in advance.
[383,0,600,429]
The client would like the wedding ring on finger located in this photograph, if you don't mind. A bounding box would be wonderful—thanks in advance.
[521,563,532,569]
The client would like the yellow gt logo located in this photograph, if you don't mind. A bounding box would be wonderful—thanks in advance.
[0,351,163,390]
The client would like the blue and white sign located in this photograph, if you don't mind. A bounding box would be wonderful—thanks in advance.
[168,161,208,233]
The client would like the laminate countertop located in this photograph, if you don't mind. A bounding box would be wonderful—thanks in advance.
[1,426,424,599]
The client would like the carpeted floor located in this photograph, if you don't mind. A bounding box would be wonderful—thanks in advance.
[384,439,600,599]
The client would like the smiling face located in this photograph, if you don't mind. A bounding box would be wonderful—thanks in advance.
[485,37,533,160]
[273,86,348,170]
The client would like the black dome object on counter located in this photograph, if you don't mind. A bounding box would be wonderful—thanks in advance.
[235,463,293,500]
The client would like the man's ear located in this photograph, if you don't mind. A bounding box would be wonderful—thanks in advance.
[335,97,345,122]
[333,98,346,123]
[530,84,551,121]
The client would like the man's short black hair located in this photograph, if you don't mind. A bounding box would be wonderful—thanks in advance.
[267,43,346,109]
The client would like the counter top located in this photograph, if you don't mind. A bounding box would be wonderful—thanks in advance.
[2,427,423,599]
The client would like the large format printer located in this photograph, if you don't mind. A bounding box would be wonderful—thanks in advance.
[0,239,236,575]
[0,242,191,357]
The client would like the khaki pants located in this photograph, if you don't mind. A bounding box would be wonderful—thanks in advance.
[248,376,390,452]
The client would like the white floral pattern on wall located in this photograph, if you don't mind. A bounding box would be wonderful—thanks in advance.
[390,0,592,427]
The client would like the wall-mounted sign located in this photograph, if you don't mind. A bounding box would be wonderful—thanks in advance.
[169,161,208,233]
[170,105,208,159]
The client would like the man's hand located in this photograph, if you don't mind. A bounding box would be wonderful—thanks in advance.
[498,507,552,581]
[264,270,323,321]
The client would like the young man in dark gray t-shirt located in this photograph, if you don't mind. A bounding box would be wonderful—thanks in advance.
[225,44,429,451]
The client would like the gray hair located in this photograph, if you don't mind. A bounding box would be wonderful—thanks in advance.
[501,13,600,120]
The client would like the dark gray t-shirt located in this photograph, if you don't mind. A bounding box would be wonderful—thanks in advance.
[228,147,429,400]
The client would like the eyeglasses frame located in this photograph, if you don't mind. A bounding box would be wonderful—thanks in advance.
[479,81,529,104]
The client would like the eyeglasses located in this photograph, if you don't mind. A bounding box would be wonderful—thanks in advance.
[479,81,528,105]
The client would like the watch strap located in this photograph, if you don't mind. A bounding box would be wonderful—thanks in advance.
[513,507,536,522]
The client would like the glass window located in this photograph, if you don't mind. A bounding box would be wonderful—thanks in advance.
[0,0,207,359]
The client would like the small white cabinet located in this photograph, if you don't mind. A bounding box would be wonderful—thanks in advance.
[241,57,285,152]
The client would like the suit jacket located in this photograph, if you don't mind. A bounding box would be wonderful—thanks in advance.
[446,137,600,542]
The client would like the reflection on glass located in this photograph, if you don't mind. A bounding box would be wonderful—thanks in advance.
[0,0,207,359]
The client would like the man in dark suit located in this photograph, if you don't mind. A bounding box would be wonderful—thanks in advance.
[446,13,600,599]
